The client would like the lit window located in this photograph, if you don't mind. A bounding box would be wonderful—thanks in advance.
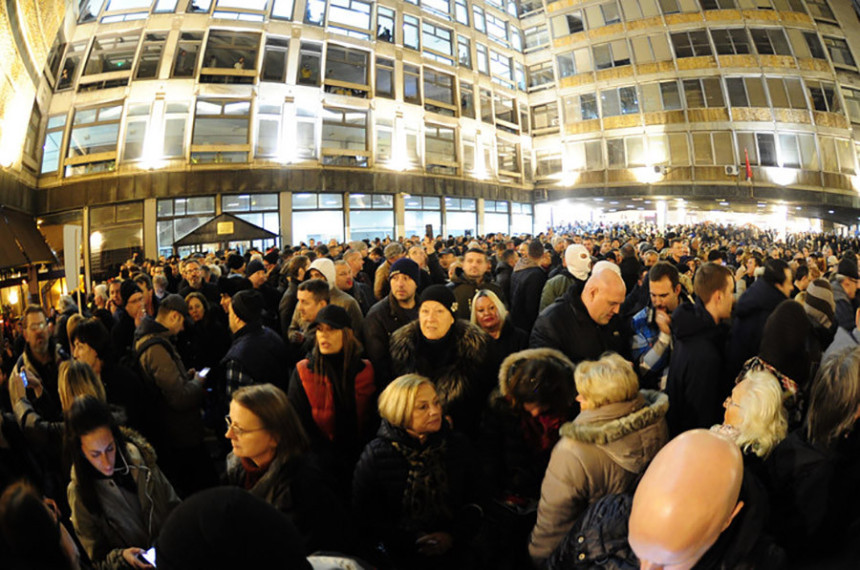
[136,32,166,79]
[404,64,421,104]
[376,57,394,98]
[41,115,67,174]
[191,99,251,163]
[172,32,203,78]
[261,37,289,82]
[83,33,140,76]
[65,103,122,176]
[377,7,395,42]
[297,42,322,86]
[324,45,369,96]
[424,69,456,115]
[321,108,368,166]
[404,15,420,50]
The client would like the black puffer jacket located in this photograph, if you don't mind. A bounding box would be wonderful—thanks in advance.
[727,278,788,377]
[390,319,490,436]
[352,420,482,562]
[362,295,418,388]
[510,260,547,332]
[529,281,630,365]
[665,299,730,436]
[448,267,507,320]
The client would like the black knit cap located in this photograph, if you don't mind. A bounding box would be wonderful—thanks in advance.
[226,253,245,270]
[230,289,263,324]
[389,258,420,284]
[313,304,351,330]
[837,255,859,279]
[218,276,251,297]
[119,280,142,305]
[419,284,458,318]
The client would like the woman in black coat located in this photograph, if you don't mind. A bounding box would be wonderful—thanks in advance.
[470,290,528,376]
[390,285,490,438]
[352,375,483,569]
[179,292,230,371]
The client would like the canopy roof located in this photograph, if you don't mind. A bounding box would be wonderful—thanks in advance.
[0,206,57,270]
[173,213,277,247]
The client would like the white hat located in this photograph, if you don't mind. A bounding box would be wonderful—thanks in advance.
[565,244,592,281]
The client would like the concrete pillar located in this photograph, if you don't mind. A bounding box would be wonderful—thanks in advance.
[440,197,448,237]
[394,192,406,239]
[82,206,92,293]
[280,190,292,246]
[343,192,351,241]
[656,199,667,231]
[477,198,485,236]
[143,198,157,260]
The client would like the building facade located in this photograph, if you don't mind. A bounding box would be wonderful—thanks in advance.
[3,0,860,269]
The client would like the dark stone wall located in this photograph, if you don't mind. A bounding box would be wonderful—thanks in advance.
[0,170,36,214]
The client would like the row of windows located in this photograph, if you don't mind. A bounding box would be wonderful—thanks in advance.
[552,76,857,123]
[53,22,527,94]
[535,27,852,89]
[545,0,821,40]
[77,0,839,25]
[534,131,856,176]
[43,98,531,178]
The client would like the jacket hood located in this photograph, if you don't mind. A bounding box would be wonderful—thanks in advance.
[734,279,787,318]
[309,258,336,290]
[133,316,170,342]
[513,257,540,273]
[497,347,575,397]
[672,299,719,341]
[450,266,490,286]
[121,426,159,468]
[560,390,668,473]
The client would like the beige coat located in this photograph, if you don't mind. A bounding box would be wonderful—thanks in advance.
[528,390,669,563]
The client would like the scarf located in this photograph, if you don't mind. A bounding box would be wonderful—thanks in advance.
[391,438,452,526]
[240,456,272,490]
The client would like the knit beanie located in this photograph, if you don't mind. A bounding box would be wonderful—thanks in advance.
[245,259,265,277]
[803,278,835,328]
[226,253,245,271]
[230,289,263,324]
[837,256,859,279]
[565,244,592,281]
[155,488,311,570]
[419,284,458,319]
[389,258,420,284]
[308,258,336,289]
[120,280,142,305]
[263,250,280,265]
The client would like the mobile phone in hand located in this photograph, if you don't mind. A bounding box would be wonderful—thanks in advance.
[198,367,210,378]
[137,547,156,566]
[19,370,28,388]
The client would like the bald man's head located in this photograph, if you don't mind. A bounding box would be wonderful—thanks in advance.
[582,267,626,325]
[629,430,744,570]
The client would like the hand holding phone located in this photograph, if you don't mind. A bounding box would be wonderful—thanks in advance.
[198,367,210,379]
[19,370,28,388]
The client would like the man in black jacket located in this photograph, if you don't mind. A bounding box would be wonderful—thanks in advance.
[727,258,792,377]
[448,248,507,320]
[665,263,734,436]
[510,240,548,332]
[494,249,518,303]
[529,265,629,365]
[361,258,420,388]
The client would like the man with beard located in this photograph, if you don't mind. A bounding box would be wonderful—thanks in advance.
[179,259,220,306]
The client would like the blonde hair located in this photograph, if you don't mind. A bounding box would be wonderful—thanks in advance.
[470,289,507,326]
[734,371,788,458]
[58,361,106,412]
[575,353,639,408]
[378,374,435,428]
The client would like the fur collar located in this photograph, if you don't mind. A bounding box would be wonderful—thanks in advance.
[390,319,488,366]
[121,426,159,469]
[497,347,575,397]
[559,390,668,445]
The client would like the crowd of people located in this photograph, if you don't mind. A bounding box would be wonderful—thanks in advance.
[1,221,859,569]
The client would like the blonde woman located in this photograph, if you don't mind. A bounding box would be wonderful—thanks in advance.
[529,353,669,565]
[352,374,482,568]
[470,289,528,372]
[712,370,788,462]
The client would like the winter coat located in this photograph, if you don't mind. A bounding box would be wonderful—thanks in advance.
[390,319,490,436]
[728,279,790,377]
[279,279,301,340]
[539,270,581,314]
[68,429,180,564]
[831,278,856,331]
[509,259,548,332]
[484,319,530,376]
[528,390,668,564]
[177,316,230,371]
[448,267,508,320]
[134,318,205,449]
[618,257,641,295]
[665,299,731,436]
[823,326,860,361]
[495,263,514,303]
[287,287,363,341]
[352,420,482,562]
[361,295,418,387]
[225,451,346,553]
[346,281,375,316]
[529,281,631,365]
[479,348,576,501]
[221,321,289,394]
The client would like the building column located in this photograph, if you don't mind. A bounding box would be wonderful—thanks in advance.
[143,198,157,260]
[280,190,292,246]
[440,197,448,237]
[656,199,667,231]
[343,192,351,241]
[477,198,485,236]
[82,206,92,293]
[394,192,406,239]
[771,205,788,242]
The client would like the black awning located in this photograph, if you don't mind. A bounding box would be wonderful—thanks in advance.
[173,213,278,247]
[0,206,57,270]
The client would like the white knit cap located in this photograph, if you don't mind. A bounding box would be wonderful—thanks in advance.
[565,244,592,281]
[308,258,336,290]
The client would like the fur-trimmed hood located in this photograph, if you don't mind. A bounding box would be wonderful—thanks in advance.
[121,426,159,469]
[560,390,669,473]
[389,319,488,408]
[497,347,575,397]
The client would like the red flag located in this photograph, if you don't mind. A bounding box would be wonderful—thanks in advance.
[744,148,753,181]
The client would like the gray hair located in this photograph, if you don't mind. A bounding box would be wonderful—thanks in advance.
[808,346,860,448]
[733,371,788,458]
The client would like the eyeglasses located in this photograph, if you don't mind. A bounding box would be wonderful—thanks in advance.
[224,415,266,437]
[27,322,47,332]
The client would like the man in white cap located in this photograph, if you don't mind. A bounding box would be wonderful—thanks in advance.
[289,257,363,333]
[539,244,592,313]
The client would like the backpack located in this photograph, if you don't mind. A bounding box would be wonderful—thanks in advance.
[117,336,174,440]
[543,494,638,570]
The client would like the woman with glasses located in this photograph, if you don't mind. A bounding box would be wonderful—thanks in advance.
[352,375,483,569]
[66,395,179,569]
[288,304,376,494]
[224,383,345,554]
[528,353,668,566]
